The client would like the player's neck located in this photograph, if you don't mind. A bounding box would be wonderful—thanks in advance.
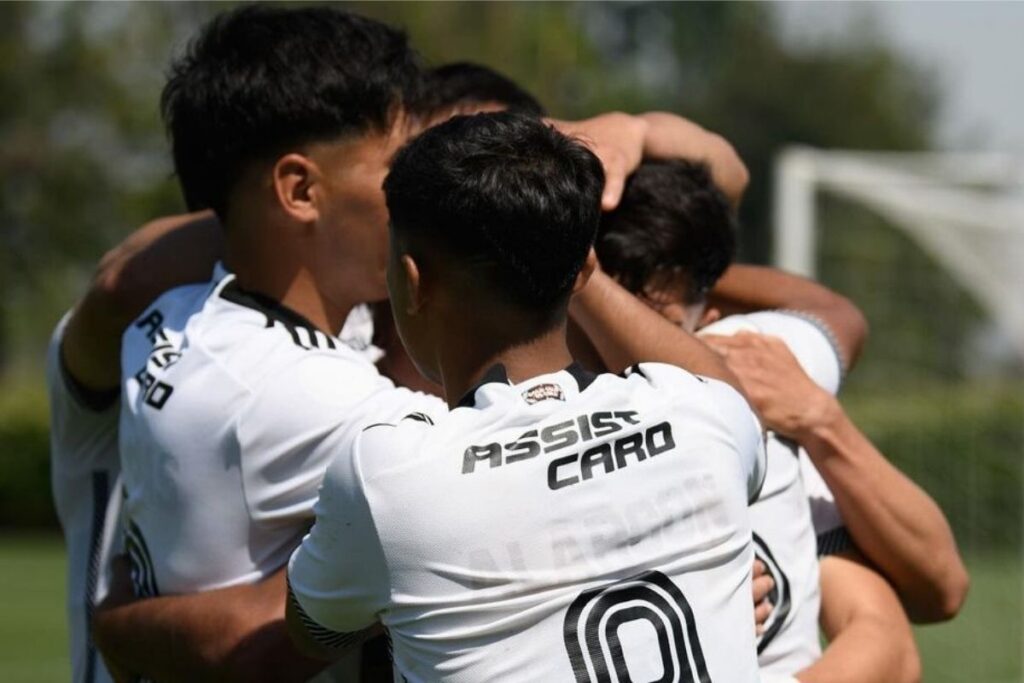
[438,325,574,408]
[224,223,354,336]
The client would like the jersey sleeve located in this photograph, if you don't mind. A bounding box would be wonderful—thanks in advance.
[798,450,852,557]
[287,426,393,635]
[636,362,767,502]
[236,354,446,526]
[45,314,121,476]
[700,311,844,396]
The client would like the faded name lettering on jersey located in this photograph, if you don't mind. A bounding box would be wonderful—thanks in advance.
[462,411,676,491]
[132,309,180,410]
[461,475,731,586]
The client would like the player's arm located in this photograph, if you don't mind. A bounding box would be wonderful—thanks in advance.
[708,332,969,622]
[62,211,222,394]
[796,549,920,683]
[569,260,745,394]
[92,558,325,683]
[286,427,392,659]
[707,264,869,371]
[548,111,748,209]
[635,111,749,206]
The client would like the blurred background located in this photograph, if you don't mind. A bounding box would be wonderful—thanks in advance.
[1,2,1020,681]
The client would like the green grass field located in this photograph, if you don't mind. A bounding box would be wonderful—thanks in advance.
[1,535,1020,682]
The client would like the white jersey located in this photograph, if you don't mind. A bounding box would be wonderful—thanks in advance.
[289,362,766,683]
[118,264,442,597]
[47,315,122,683]
[699,310,847,676]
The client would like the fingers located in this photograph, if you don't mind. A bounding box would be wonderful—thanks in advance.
[754,597,775,635]
[752,572,775,605]
[601,170,626,211]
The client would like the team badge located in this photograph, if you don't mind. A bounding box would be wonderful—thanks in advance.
[522,383,565,404]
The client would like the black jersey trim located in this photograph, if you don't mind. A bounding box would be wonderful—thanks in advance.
[220,281,338,350]
[817,526,853,557]
[58,342,119,412]
[565,362,597,391]
[456,363,510,408]
[458,362,603,409]
[753,532,792,655]
[287,578,373,652]
[83,470,111,683]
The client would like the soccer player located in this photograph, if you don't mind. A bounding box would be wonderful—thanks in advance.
[594,158,963,681]
[287,109,766,682]
[90,6,757,680]
[47,212,221,683]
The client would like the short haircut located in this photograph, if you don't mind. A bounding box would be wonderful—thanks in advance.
[161,4,423,218]
[383,112,603,321]
[426,62,546,117]
[597,159,737,303]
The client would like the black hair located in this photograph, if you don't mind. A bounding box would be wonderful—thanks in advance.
[426,62,546,117]
[597,159,737,303]
[161,4,423,218]
[383,111,603,323]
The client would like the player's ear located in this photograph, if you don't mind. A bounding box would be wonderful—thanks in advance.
[272,153,320,224]
[572,248,598,295]
[400,253,426,315]
[699,306,722,328]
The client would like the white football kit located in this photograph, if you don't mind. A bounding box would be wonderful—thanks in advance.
[118,264,440,598]
[699,311,850,676]
[47,315,122,683]
[289,362,766,683]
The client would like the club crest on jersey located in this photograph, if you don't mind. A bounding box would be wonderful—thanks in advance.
[522,383,565,405]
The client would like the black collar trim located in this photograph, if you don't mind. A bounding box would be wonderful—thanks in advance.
[219,281,337,350]
[456,361,598,409]
[220,281,322,332]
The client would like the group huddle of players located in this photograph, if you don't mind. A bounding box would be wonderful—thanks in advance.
[48,5,970,683]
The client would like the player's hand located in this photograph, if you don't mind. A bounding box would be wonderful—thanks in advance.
[701,332,841,437]
[752,558,775,636]
[549,113,648,210]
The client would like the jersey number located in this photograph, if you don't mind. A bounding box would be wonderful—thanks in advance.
[563,570,711,683]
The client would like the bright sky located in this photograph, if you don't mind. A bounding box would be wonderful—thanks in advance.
[775,1,1024,153]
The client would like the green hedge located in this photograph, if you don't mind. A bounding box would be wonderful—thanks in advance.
[0,380,55,528]
[844,382,1023,553]
[2,377,1022,553]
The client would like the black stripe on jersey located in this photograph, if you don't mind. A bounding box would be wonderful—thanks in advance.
[221,281,341,351]
[287,579,372,651]
[402,412,434,425]
[817,526,853,557]
[618,363,649,380]
[125,519,160,598]
[753,532,792,655]
[83,471,110,683]
[456,363,511,408]
[565,362,597,391]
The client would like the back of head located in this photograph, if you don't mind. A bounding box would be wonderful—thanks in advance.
[162,4,423,218]
[384,111,603,328]
[597,159,737,303]
[426,62,546,118]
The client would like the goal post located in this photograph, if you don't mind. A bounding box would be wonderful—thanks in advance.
[773,147,1024,359]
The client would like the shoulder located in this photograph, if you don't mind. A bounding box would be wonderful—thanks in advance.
[701,311,843,394]
[628,361,750,412]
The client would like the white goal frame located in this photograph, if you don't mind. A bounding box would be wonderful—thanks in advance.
[772,147,1024,359]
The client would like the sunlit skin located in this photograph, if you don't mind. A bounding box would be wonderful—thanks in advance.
[224,110,417,336]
